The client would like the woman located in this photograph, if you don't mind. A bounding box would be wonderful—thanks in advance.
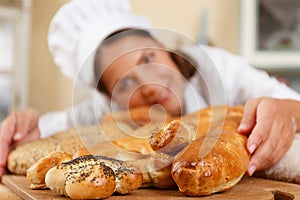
[92,28,300,177]
[0,0,299,179]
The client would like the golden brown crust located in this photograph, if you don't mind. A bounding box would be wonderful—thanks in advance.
[148,120,194,155]
[26,151,72,189]
[172,134,249,196]
[45,155,143,198]
[101,106,171,128]
[65,164,116,199]
[112,136,153,155]
[171,106,250,196]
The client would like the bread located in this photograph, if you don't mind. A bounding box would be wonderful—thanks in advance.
[26,105,250,197]
[172,134,249,196]
[171,106,250,196]
[73,134,176,189]
[8,106,165,175]
[146,152,177,189]
[15,104,300,198]
[26,151,72,189]
[7,128,79,175]
[101,106,171,129]
[148,120,194,155]
[45,155,143,199]
[8,122,133,175]
[147,106,250,196]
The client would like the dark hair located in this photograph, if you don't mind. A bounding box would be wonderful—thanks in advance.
[94,29,196,94]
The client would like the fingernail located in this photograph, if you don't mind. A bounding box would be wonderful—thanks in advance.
[13,132,22,140]
[237,123,248,132]
[237,124,244,131]
[248,165,256,176]
[248,144,257,154]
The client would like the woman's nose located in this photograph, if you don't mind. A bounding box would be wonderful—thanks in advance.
[140,83,158,101]
[134,67,167,102]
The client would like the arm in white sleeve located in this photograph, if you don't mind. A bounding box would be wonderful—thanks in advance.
[38,110,69,138]
[38,92,111,138]
[207,47,300,104]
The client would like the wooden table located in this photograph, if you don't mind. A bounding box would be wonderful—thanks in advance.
[1,175,299,200]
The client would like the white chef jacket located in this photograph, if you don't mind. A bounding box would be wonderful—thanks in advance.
[39,45,300,138]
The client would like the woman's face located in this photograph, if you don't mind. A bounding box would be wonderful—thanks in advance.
[98,34,185,116]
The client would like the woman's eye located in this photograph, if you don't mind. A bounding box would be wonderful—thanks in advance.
[117,78,135,92]
[144,54,153,63]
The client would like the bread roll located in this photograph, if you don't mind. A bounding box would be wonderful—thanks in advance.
[45,158,116,199]
[172,134,249,196]
[26,151,72,189]
[65,164,116,199]
[45,155,143,199]
[171,106,250,196]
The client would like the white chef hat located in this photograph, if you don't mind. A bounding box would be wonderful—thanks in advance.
[48,0,151,88]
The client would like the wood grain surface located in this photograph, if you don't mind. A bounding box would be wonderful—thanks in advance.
[2,175,300,200]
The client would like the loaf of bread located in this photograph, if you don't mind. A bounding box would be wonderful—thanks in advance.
[149,106,250,196]
[45,155,143,199]
[172,133,249,196]
[8,122,133,175]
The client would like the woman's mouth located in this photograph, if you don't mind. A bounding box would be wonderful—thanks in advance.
[157,88,171,105]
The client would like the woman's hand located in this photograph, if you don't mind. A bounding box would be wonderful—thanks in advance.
[238,97,299,176]
[0,109,40,179]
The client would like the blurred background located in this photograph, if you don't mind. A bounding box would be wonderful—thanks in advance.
[0,0,299,121]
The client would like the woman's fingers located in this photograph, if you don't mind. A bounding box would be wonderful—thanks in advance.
[0,109,40,179]
[13,109,39,142]
[247,117,295,175]
[15,126,40,146]
[0,113,17,178]
[242,98,299,175]
[238,98,261,134]
[245,117,271,175]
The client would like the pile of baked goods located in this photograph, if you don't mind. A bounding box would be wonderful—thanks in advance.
[7,105,300,199]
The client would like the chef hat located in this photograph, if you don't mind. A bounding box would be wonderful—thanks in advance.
[48,0,151,88]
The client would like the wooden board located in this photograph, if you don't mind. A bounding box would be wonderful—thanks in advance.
[2,175,300,200]
[0,183,23,200]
